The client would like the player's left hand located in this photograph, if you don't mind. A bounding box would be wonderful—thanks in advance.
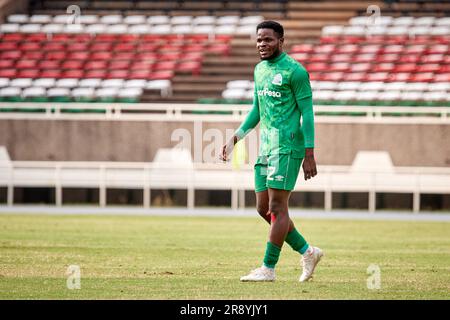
[302,148,317,180]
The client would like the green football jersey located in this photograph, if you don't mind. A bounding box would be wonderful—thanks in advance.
[236,51,314,156]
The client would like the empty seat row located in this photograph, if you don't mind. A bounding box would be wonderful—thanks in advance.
[0,79,172,101]
[7,14,263,26]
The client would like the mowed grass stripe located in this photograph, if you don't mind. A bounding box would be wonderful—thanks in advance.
[0,214,449,299]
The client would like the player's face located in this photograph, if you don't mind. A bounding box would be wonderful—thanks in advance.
[256,28,283,60]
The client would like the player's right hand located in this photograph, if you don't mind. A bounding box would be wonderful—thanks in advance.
[219,136,237,162]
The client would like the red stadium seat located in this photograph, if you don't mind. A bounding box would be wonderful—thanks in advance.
[85,61,107,70]
[366,72,389,82]
[307,63,327,72]
[114,43,136,52]
[377,54,399,63]
[85,70,107,79]
[23,51,44,60]
[416,64,440,73]
[398,54,420,63]
[91,51,113,60]
[410,72,434,82]
[68,52,90,60]
[154,61,177,71]
[42,42,65,51]
[129,70,152,79]
[290,44,314,53]
[321,72,343,81]
[63,70,84,78]
[67,43,89,52]
[16,59,38,69]
[0,69,17,78]
[330,54,352,62]
[17,69,40,78]
[421,54,444,63]
[130,62,153,71]
[0,60,14,68]
[329,63,349,72]
[1,50,21,60]
[26,33,47,42]
[310,54,329,63]
[1,33,24,41]
[45,51,66,60]
[394,64,417,73]
[434,73,450,82]
[109,61,131,70]
[40,69,61,78]
[90,43,113,52]
[177,61,201,75]
[39,60,60,69]
[107,70,129,79]
[343,72,367,81]
[113,52,135,61]
[337,44,358,54]
[136,43,159,52]
[0,42,18,51]
[20,42,41,51]
[387,73,411,82]
[61,60,84,70]
[148,70,174,80]
[373,63,394,72]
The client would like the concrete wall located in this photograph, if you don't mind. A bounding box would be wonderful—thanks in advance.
[0,119,449,167]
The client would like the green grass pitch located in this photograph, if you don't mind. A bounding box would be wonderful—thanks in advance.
[0,213,449,299]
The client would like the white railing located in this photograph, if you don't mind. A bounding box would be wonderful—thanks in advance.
[1,160,449,212]
[0,103,449,124]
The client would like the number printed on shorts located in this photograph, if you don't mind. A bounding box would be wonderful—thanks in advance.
[267,166,276,181]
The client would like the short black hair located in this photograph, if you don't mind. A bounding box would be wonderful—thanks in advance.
[256,20,284,38]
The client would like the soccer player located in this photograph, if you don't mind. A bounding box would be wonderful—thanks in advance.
[220,21,323,282]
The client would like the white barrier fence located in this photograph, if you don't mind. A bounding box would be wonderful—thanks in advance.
[1,150,449,212]
[0,103,449,124]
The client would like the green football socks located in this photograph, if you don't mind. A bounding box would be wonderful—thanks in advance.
[263,241,281,268]
[285,228,310,254]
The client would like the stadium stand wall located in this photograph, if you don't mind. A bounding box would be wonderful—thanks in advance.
[0,120,448,167]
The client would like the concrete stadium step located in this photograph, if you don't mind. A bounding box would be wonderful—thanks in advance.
[287,11,356,20]
[173,75,252,83]
[172,83,225,92]
[203,56,259,66]
[201,66,254,75]
[287,1,384,11]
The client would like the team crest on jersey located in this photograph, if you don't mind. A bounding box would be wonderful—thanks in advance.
[272,73,283,86]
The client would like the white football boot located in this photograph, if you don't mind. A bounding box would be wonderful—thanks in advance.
[299,246,324,282]
[240,265,276,282]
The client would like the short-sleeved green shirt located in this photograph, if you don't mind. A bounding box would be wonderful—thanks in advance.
[236,52,314,157]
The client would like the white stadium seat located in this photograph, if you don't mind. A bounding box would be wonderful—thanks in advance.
[71,88,95,99]
[117,88,143,99]
[123,15,146,25]
[63,24,85,33]
[0,87,21,97]
[240,16,264,25]
[146,80,172,97]
[106,24,129,34]
[217,16,239,25]
[56,79,79,88]
[10,78,33,88]
[124,80,147,89]
[0,23,20,33]
[7,14,28,23]
[128,24,151,34]
[85,24,107,34]
[33,79,56,88]
[172,25,193,34]
[193,16,216,25]
[79,79,102,88]
[22,87,46,98]
[101,79,124,88]
[53,15,71,24]
[100,15,123,24]
[41,24,64,33]
[29,15,51,23]
[227,80,253,90]
[322,25,344,36]
[147,15,170,25]
[215,25,236,34]
[151,24,171,34]
[95,87,119,99]
[47,88,70,97]
[79,15,99,24]
[222,88,247,100]
[0,78,10,88]
[19,24,42,33]
[171,16,193,25]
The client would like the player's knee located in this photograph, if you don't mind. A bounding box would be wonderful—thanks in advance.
[256,204,268,217]
[269,199,285,216]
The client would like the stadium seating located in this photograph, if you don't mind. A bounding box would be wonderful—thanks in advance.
[220,16,450,107]
[0,13,244,102]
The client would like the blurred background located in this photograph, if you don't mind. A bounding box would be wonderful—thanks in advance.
[0,0,449,213]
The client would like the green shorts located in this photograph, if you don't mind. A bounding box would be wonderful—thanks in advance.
[254,151,304,193]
